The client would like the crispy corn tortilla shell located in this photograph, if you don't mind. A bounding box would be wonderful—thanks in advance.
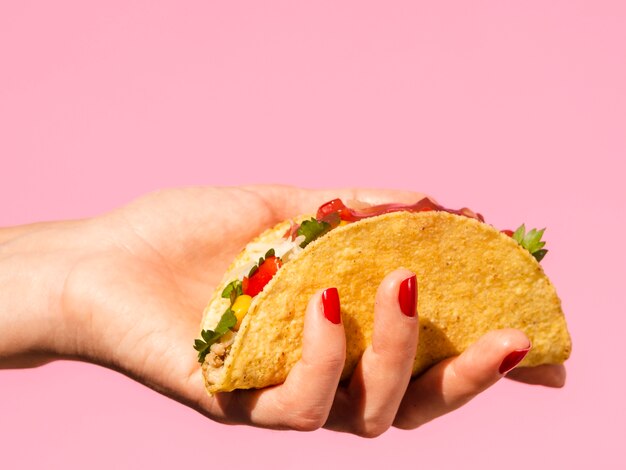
[201,211,571,394]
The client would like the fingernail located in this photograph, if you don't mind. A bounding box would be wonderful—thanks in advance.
[499,346,531,374]
[398,275,417,317]
[322,288,341,324]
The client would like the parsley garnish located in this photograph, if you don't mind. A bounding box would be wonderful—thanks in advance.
[194,309,237,363]
[296,218,331,248]
[512,224,548,262]
[221,280,242,304]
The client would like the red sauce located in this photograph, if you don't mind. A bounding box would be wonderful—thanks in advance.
[317,198,484,223]
[286,198,485,240]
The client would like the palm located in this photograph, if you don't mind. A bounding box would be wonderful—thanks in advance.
[74,187,285,407]
[77,186,409,412]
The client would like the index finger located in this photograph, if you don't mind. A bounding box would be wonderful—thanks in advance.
[219,288,346,431]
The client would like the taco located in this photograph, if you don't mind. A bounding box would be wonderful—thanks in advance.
[194,198,571,394]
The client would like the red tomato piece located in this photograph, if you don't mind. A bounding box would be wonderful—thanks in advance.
[242,256,282,297]
[316,199,353,221]
[501,229,514,237]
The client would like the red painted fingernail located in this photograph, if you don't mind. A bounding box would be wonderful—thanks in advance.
[398,275,417,317]
[322,288,341,324]
[499,346,531,374]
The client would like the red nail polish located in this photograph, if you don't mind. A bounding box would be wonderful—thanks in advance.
[398,275,417,317]
[322,288,341,324]
[499,347,531,374]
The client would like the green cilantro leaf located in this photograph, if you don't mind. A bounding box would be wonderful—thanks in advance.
[221,280,242,304]
[296,218,331,248]
[248,264,258,278]
[512,224,549,262]
[532,249,548,262]
[194,308,237,363]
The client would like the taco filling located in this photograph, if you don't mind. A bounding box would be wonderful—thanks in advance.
[194,197,549,380]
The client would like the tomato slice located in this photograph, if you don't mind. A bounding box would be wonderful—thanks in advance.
[242,256,282,297]
[316,199,354,221]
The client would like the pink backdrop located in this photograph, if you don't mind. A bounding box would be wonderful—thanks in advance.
[1,1,624,468]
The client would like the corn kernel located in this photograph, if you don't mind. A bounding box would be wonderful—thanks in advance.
[232,294,252,330]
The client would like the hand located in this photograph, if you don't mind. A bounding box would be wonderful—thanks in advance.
[0,185,565,436]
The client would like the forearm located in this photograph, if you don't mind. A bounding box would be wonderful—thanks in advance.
[0,222,83,367]
[0,220,83,244]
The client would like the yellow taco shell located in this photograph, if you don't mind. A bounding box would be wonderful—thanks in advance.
[200,211,571,393]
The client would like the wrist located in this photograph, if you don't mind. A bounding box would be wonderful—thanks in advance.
[0,221,87,367]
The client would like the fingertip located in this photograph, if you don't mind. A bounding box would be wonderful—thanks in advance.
[301,288,346,364]
[475,328,530,358]
[449,329,531,387]
[398,273,417,318]
[386,267,417,285]
[489,328,531,350]
[488,329,532,376]
[376,268,418,315]
[321,287,341,325]
[372,268,419,337]
[499,346,532,375]
[551,365,567,387]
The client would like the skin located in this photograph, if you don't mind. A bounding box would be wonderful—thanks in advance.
[0,185,566,437]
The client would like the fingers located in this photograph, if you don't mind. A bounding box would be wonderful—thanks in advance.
[326,269,419,437]
[394,328,531,430]
[241,185,430,220]
[224,288,346,430]
[505,364,566,388]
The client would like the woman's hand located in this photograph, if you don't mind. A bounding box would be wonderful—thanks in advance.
[0,185,565,436]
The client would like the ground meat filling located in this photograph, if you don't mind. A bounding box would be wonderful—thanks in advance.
[205,334,235,383]
[207,342,229,367]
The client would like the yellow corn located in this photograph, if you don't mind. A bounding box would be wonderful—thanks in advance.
[232,294,252,330]
[339,220,349,226]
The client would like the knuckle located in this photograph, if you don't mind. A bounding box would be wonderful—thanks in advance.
[280,396,327,432]
[301,349,346,378]
[321,351,347,373]
[370,342,416,371]
[392,402,423,431]
[449,360,485,399]
[393,416,423,431]
[354,421,390,439]
[356,413,392,439]
[371,330,418,367]
[286,409,326,432]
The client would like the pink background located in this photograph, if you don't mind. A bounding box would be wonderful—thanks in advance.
[1,1,625,468]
